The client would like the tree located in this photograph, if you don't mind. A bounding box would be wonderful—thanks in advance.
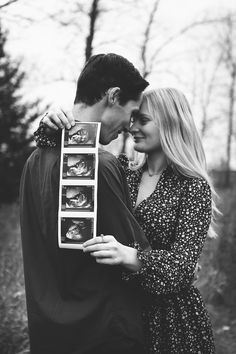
[140,0,160,78]
[0,21,41,202]
[221,14,236,186]
[40,0,102,64]
[85,0,100,62]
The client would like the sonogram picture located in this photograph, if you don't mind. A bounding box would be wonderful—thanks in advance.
[58,122,101,249]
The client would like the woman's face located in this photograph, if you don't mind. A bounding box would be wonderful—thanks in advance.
[130,101,162,153]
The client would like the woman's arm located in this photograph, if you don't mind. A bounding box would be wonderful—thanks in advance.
[34,109,75,147]
[84,178,211,296]
[122,178,212,296]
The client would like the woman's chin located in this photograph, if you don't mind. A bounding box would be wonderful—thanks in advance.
[133,144,146,153]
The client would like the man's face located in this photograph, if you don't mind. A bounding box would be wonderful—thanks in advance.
[99,96,142,145]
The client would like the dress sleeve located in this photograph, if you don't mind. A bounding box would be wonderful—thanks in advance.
[123,178,212,296]
[34,122,62,148]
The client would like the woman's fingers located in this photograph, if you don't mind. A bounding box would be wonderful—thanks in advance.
[56,109,71,129]
[42,109,75,130]
[44,119,59,131]
[83,235,114,248]
[50,112,65,129]
[83,235,125,266]
[95,258,118,265]
[83,236,104,248]
[90,250,113,258]
[41,112,59,130]
[83,243,111,253]
[62,109,75,127]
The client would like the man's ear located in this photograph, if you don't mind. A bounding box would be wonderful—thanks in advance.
[106,87,120,106]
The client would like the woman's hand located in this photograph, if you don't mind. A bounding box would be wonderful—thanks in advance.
[41,108,75,131]
[83,235,141,272]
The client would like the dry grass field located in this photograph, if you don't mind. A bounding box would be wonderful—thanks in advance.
[0,203,29,354]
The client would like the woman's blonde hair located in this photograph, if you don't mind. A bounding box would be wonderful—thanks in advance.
[129,88,219,237]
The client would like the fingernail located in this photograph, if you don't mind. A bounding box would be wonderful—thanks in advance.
[72,121,75,126]
[67,124,71,129]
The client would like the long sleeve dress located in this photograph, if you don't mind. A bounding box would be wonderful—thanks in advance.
[34,126,215,354]
[119,154,215,354]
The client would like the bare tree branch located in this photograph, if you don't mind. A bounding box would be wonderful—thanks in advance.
[0,0,19,9]
[85,0,100,62]
[223,15,236,185]
[149,17,227,73]
[200,52,224,137]
[46,12,79,27]
[140,0,160,78]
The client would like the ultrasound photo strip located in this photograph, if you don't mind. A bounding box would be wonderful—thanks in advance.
[64,123,98,148]
[62,153,96,180]
[59,216,94,248]
[61,185,94,212]
[58,122,101,250]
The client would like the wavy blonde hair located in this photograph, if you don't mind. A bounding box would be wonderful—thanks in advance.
[129,88,219,237]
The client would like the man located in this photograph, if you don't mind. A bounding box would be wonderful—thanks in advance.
[20,53,150,354]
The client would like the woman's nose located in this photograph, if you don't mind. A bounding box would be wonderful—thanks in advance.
[129,122,139,134]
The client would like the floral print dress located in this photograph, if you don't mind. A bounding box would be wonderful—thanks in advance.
[119,155,215,354]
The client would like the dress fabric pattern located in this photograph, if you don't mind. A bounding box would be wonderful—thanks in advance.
[119,155,215,354]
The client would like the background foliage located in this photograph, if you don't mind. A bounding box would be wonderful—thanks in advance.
[0,22,42,202]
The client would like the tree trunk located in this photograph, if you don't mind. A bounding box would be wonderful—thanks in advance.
[85,0,99,62]
[225,64,236,186]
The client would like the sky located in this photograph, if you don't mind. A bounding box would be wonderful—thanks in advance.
[1,0,236,168]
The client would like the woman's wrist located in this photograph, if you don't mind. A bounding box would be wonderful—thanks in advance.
[122,245,142,272]
[40,117,59,136]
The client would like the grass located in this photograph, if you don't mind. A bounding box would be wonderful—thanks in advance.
[0,203,29,354]
[0,198,236,354]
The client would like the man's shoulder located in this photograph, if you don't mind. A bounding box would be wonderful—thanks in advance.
[98,149,126,185]
[98,149,120,170]
[26,147,60,170]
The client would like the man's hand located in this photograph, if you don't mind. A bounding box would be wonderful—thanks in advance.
[41,108,75,131]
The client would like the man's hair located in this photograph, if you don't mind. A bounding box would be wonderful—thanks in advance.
[74,53,149,105]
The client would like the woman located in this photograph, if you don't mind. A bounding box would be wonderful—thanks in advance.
[35,88,216,353]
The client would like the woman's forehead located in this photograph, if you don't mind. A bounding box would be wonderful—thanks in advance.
[139,100,150,114]
[139,100,151,116]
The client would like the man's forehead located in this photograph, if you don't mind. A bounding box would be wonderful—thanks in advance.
[130,106,140,118]
[130,99,142,113]
[129,93,143,107]
[131,108,140,117]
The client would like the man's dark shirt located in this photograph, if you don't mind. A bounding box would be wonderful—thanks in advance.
[20,147,150,354]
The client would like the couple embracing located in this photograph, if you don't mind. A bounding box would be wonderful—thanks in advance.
[20,53,216,354]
